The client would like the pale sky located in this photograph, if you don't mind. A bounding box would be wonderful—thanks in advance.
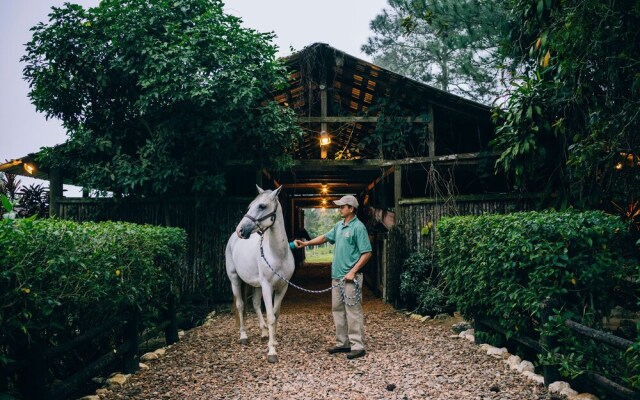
[0,0,388,190]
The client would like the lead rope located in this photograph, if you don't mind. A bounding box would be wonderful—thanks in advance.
[258,234,361,306]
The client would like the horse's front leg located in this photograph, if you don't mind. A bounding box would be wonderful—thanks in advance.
[273,283,289,338]
[260,283,278,363]
[230,277,248,345]
[252,287,268,341]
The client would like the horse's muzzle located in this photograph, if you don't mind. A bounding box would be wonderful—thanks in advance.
[237,223,253,239]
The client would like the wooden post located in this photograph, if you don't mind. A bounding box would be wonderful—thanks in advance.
[427,104,435,158]
[16,337,49,399]
[48,167,63,218]
[163,293,179,345]
[540,298,561,385]
[393,164,402,211]
[122,305,139,374]
[320,82,328,159]
[291,198,296,239]
[384,164,404,306]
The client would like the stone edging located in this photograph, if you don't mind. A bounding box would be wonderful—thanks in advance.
[454,327,600,400]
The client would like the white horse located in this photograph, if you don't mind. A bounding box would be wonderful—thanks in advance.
[225,185,294,363]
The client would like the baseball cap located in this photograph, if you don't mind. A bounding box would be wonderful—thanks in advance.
[333,195,358,208]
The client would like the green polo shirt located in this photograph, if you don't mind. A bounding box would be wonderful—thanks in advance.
[324,217,372,279]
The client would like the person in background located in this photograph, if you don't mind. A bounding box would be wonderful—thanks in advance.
[294,195,372,359]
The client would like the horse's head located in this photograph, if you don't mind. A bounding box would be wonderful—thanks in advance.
[236,185,282,239]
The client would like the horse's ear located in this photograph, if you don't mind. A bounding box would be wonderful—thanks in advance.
[270,186,282,198]
[256,185,265,194]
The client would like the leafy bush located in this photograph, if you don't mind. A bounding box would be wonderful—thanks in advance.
[0,218,186,365]
[399,250,450,315]
[16,183,49,218]
[437,210,639,386]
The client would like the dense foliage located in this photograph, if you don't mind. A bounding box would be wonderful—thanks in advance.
[0,218,186,368]
[399,250,450,315]
[23,0,302,197]
[491,0,640,209]
[437,210,639,387]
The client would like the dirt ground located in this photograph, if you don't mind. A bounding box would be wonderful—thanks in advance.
[102,264,554,400]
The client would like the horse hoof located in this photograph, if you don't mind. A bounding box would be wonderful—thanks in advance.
[267,354,278,363]
[238,338,248,345]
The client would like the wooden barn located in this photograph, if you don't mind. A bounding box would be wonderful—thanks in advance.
[1,43,530,304]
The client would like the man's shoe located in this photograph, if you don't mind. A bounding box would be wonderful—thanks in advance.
[346,349,366,359]
[327,346,351,354]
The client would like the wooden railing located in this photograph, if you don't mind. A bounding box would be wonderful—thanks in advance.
[474,298,639,400]
[1,294,178,400]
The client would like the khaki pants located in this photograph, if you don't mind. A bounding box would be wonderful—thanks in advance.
[331,273,365,351]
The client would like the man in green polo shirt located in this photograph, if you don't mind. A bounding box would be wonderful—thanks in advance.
[294,195,372,360]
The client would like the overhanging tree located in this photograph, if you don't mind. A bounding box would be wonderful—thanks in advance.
[362,0,508,104]
[491,0,640,210]
[23,0,301,196]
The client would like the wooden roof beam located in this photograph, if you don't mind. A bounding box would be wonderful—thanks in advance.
[298,116,429,124]
[290,152,497,170]
[378,151,500,167]
[282,182,362,189]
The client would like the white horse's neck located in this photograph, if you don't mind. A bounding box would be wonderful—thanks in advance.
[264,201,288,257]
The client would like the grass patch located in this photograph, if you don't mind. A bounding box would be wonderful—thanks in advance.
[305,244,333,263]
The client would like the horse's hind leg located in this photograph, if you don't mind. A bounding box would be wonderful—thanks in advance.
[252,287,268,340]
[230,275,248,345]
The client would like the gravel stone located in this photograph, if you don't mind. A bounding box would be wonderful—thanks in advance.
[102,265,554,399]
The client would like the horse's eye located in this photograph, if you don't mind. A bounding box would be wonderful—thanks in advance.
[258,204,267,210]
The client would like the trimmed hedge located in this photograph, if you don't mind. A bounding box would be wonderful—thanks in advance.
[0,218,186,356]
[438,210,634,329]
[437,210,639,386]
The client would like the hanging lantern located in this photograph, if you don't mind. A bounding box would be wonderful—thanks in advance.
[319,130,331,146]
[23,163,35,174]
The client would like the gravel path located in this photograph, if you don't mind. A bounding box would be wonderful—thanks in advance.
[103,265,553,400]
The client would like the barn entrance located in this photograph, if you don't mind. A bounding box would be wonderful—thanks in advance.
[260,162,396,300]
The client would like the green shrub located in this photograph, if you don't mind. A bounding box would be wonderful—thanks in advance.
[399,250,450,315]
[0,218,186,364]
[437,210,639,387]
